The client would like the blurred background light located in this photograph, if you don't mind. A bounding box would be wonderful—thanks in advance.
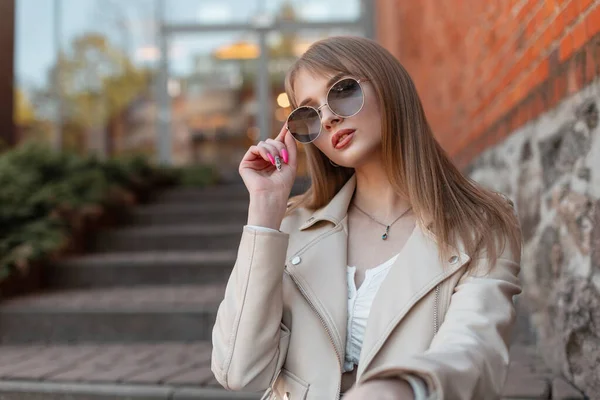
[276,93,289,108]
[213,41,260,60]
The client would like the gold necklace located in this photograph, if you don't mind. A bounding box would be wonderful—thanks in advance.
[352,204,412,240]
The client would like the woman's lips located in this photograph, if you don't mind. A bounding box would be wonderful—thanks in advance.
[334,130,355,149]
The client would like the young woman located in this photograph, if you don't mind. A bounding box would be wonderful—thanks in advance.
[211,36,522,400]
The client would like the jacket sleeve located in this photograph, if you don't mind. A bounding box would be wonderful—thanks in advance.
[360,238,522,400]
[211,225,291,391]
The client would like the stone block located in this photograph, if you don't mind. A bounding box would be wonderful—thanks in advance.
[551,377,585,399]
[502,375,551,398]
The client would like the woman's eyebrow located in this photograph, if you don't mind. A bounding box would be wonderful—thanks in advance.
[297,72,348,107]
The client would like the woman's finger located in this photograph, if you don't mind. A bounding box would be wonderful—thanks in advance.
[274,123,288,142]
[241,145,272,166]
[265,139,289,163]
[265,139,285,153]
[257,141,281,166]
[282,125,298,165]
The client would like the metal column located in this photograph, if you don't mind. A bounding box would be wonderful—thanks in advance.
[361,0,376,40]
[156,0,172,164]
[257,29,271,142]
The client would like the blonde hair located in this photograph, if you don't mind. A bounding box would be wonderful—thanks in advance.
[284,36,521,270]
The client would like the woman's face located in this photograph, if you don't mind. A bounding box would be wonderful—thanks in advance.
[292,68,382,168]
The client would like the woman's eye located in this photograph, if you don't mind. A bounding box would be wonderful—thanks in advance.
[334,80,356,92]
[335,83,351,91]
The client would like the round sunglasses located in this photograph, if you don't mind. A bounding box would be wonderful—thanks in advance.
[286,77,369,143]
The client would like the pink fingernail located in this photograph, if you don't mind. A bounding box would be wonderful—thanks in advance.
[267,154,275,165]
[281,149,289,164]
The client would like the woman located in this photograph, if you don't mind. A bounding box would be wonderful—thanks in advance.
[211,36,522,400]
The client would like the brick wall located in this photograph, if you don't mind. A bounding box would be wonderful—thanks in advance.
[376,0,600,168]
[376,1,600,395]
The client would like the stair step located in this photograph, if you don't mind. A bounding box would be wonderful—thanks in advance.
[0,343,259,399]
[91,225,243,252]
[153,179,310,205]
[153,186,249,204]
[0,285,225,344]
[126,202,248,226]
[45,251,236,289]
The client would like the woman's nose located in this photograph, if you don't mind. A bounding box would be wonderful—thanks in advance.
[321,105,342,131]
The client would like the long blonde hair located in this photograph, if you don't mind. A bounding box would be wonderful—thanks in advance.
[284,36,520,269]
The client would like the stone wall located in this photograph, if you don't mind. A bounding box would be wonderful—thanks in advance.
[466,80,600,396]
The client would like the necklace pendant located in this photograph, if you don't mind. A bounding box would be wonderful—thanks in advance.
[382,225,390,240]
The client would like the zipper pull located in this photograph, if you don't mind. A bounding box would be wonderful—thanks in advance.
[260,368,282,400]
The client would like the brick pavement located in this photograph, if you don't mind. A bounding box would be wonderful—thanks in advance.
[0,341,587,399]
[0,343,216,386]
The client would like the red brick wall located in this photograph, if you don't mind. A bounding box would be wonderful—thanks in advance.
[376,0,600,168]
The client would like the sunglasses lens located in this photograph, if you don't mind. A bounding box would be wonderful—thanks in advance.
[287,107,321,143]
[328,78,364,117]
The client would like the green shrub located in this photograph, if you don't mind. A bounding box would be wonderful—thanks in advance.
[0,142,169,280]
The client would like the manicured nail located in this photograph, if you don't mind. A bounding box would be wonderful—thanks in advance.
[275,156,282,171]
[267,154,275,165]
[281,149,289,164]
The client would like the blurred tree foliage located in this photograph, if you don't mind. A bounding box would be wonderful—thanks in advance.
[23,33,152,152]
[14,89,36,127]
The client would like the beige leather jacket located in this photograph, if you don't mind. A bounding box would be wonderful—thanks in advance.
[211,175,522,400]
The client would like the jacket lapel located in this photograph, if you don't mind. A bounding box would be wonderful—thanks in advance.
[356,224,471,377]
[285,220,349,363]
[285,176,357,363]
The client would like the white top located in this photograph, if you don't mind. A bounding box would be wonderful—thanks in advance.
[344,253,399,372]
[245,225,429,398]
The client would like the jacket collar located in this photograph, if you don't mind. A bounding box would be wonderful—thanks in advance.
[299,174,357,231]
[297,174,466,254]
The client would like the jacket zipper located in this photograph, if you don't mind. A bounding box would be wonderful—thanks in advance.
[433,284,440,335]
[284,268,343,400]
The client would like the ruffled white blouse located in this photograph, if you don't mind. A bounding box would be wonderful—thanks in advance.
[343,253,399,372]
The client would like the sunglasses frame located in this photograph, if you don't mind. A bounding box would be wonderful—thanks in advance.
[286,77,370,144]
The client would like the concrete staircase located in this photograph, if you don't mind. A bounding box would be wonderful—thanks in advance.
[0,182,309,399]
[0,180,586,399]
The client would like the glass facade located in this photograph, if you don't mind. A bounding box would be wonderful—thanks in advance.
[14,0,372,169]
[165,0,362,24]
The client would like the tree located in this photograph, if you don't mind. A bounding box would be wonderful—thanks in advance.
[33,33,152,152]
[14,89,36,127]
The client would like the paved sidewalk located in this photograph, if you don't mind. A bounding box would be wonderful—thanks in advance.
[0,342,260,399]
[0,343,217,386]
[0,342,586,399]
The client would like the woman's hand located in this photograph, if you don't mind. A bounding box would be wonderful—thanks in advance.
[240,124,299,230]
[343,379,415,400]
[239,124,298,198]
